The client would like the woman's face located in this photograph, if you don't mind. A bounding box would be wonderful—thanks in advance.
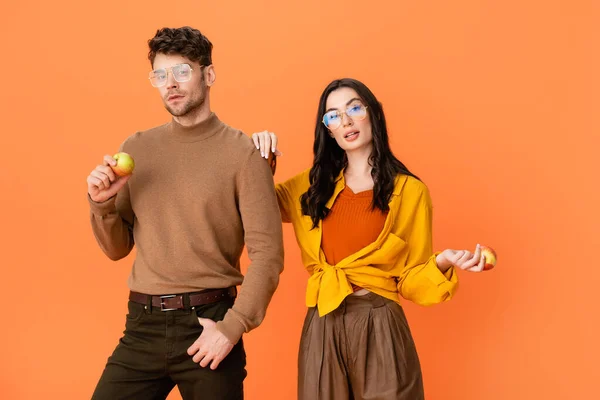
[323,87,373,153]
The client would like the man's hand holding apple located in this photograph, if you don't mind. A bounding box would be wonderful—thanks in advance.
[87,153,134,203]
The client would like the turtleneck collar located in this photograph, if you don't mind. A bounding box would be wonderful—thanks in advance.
[168,112,223,142]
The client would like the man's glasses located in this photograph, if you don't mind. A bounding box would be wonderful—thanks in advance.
[148,63,200,88]
[322,103,368,130]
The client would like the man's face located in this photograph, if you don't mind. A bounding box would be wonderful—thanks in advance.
[151,53,207,117]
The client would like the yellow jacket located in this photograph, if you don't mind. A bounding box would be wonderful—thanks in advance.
[275,169,458,316]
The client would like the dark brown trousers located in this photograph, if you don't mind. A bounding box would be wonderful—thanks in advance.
[92,297,246,400]
[298,292,424,400]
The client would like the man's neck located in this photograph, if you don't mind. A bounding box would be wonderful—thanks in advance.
[173,103,212,127]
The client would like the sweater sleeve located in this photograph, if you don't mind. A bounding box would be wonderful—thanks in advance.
[88,141,135,261]
[216,149,285,343]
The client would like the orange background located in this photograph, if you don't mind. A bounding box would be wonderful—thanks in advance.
[1,1,598,399]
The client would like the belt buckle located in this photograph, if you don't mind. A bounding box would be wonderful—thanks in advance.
[160,294,178,311]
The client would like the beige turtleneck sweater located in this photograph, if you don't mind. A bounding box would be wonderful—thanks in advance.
[88,112,284,344]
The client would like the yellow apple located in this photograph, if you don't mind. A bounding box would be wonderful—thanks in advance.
[111,152,135,177]
[480,245,497,271]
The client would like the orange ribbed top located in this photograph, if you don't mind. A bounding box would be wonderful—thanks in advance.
[322,187,388,266]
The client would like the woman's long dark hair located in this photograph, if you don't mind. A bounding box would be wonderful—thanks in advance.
[300,78,420,229]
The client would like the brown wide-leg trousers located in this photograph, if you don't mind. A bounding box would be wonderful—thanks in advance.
[298,292,425,400]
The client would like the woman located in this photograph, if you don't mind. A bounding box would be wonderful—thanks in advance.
[253,78,484,399]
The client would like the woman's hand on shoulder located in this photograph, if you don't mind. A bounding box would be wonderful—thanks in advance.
[251,131,283,159]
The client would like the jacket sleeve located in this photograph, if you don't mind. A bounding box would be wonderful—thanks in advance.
[396,184,458,306]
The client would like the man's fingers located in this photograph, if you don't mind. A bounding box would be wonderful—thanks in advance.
[193,347,208,363]
[112,174,131,191]
[98,165,117,183]
[87,176,104,190]
[193,353,204,364]
[210,354,224,370]
[91,170,111,189]
[103,155,117,167]
[187,339,201,356]
[187,345,197,356]
[199,353,213,368]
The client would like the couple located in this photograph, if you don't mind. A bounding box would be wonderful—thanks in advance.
[87,26,485,400]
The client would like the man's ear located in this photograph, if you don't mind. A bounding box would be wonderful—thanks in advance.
[205,65,216,87]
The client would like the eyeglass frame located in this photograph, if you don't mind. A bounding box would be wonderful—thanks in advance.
[147,63,207,87]
[321,103,369,130]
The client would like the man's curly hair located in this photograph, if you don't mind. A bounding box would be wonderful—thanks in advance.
[148,26,213,67]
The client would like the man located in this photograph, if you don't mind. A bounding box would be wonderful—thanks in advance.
[87,26,284,399]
